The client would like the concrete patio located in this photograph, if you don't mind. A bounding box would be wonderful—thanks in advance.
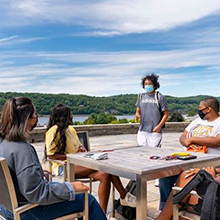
[33,132,183,220]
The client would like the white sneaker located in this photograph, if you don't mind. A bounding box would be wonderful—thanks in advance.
[106,213,118,220]
[155,179,159,187]
[120,192,136,208]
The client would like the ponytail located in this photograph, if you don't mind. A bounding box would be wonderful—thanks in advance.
[0,97,34,141]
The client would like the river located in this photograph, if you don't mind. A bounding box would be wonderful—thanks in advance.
[38,115,135,126]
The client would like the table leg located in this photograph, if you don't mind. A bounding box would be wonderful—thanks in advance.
[67,158,75,182]
[136,174,147,220]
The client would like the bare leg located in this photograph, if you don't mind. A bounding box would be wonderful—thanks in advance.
[156,171,196,220]
[88,171,111,213]
[74,165,98,177]
[75,165,128,199]
[110,175,127,199]
[75,165,111,213]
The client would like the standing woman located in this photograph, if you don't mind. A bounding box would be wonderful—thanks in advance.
[135,73,168,148]
[0,97,107,220]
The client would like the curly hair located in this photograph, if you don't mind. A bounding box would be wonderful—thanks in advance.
[141,73,160,90]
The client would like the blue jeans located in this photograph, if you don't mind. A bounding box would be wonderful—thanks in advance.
[0,194,107,220]
[159,175,179,210]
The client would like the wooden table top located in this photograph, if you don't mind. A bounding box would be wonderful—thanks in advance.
[67,146,220,180]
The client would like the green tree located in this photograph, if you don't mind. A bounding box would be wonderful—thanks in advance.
[168,112,184,122]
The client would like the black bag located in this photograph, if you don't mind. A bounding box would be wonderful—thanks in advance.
[115,180,136,220]
[173,170,220,220]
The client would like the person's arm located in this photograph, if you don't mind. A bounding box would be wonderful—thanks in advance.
[153,93,168,132]
[48,153,67,160]
[78,145,87,152]
[135,94,141,122]
[179,130,188,147]
[135,107,141,122]
[153,110,168,132]
[185,133,220,148]
[14,143,87,205]
[18,163,89,205]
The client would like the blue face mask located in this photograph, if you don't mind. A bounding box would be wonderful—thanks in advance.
[144,85,154,93]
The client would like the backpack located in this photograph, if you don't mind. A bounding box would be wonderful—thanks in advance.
[115,180,136,220]
[173,170,220,220]
[155,91,165,129]
[138,91,165,129]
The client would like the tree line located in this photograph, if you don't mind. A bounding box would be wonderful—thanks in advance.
[0,92,218,117]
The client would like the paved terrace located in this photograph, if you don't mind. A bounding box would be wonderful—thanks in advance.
[33,133,182,220]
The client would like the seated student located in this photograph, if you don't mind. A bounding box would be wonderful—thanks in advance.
[157,166,220,220]
[0,97,107,220]
[45,104,136,214]
[156,96,220,219]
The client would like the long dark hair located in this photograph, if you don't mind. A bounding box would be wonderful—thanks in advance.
[45,104,72,157]
[0,97,35,141]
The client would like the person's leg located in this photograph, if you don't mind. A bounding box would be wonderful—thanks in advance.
[0,194,107,220]
[111,175,126,199]
[110,175,136,208]
[75,165,111,213]
[87,171,111,213]
[156,171,196,220]
[159,175,179,210]
[146,132,162,186]
[137,131,148,146]
[74,165,99,177]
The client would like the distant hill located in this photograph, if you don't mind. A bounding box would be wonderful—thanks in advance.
[0,92,218,116]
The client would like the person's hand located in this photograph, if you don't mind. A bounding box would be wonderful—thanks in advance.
[78,145,87,152]
[153,125,162,133]
[135,114,140,122]
[72,181,90,192]
[204,167,216,177]
[185,138,193,147]
[184,168,200,179]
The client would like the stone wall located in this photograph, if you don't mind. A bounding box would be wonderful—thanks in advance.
[29,122,190,143]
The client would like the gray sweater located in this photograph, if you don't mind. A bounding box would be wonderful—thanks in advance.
[0,139,75,206]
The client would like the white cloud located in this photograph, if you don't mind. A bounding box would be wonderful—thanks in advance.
[1,0,220,34]
[0,36,48,46]
[71,31,122,37]
[0,35,18,42]
[0,77,32,91]
[0,47,220,96]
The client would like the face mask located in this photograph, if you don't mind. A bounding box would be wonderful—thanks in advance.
[198,107,208,120]
[144,85,154,93]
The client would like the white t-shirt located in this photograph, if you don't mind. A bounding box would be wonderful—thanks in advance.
[185,117,220,154]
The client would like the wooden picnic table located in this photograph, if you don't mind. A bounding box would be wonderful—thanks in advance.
[67,146,220,220]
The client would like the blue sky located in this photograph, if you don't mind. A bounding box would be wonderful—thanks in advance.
[0,0,220,97]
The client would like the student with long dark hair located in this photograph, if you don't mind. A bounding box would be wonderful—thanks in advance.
[45,104,136,215]
[0,97,107,220]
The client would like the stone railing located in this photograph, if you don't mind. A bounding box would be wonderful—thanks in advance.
[29,122,190,143]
